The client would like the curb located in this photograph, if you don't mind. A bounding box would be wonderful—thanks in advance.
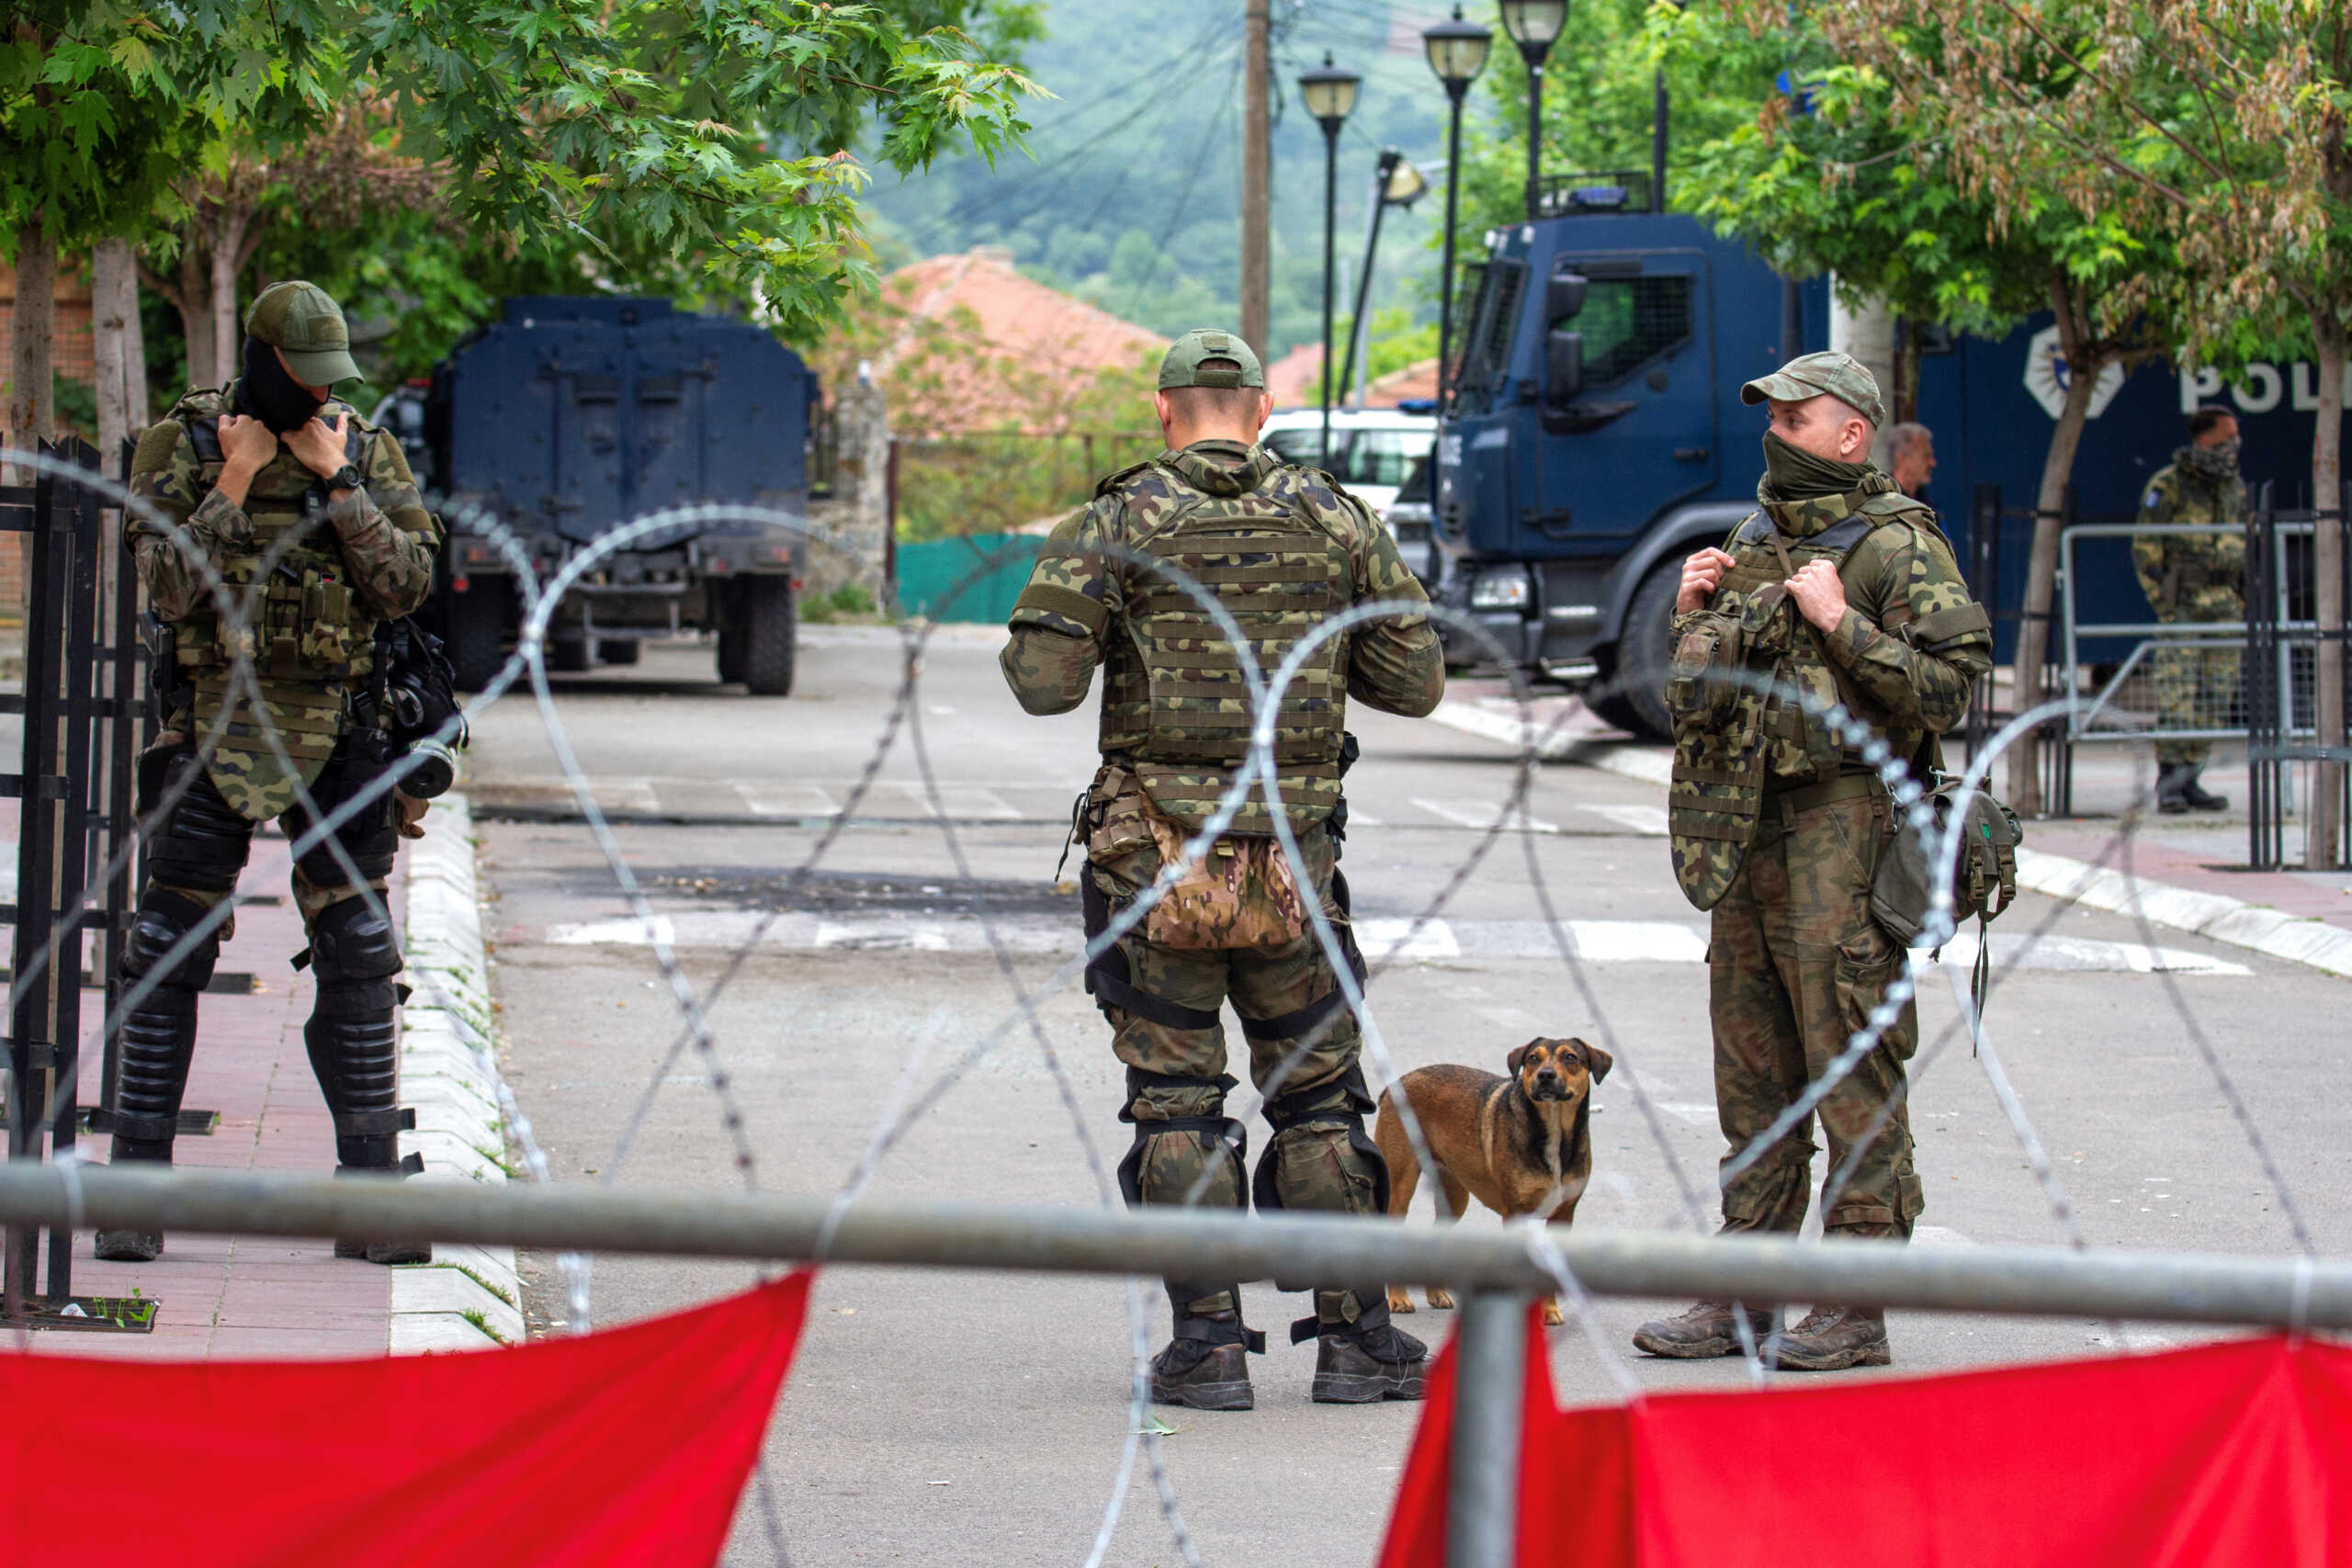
[1427,700,2352,982]
[392,792,529,1351]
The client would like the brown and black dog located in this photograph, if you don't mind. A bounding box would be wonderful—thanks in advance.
[1374,1037,1613,1325]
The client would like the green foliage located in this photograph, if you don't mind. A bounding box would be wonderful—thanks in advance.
[51,371,96,439]
[802,581,881,623]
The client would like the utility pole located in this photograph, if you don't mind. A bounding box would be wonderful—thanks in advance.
[1241,0,1271,358]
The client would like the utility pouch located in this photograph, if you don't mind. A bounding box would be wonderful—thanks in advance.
[1142,811,1310,953]
[298,570,357,667]
[1083,766,1160,900]
[1665,605,1747,727]
[1871,774,2023,1034]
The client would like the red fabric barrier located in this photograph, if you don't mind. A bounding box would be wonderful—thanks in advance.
[1381,1318,2352,1568]
[0,1270,811,1568]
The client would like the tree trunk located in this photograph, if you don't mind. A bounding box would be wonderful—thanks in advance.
[2309,319,2346,869]
[118,247,148,430]
[93,239,131,468]
[207,209,248,387]
[8,221,57,482]
[170,242,215,392]
[2006,278,2103,817]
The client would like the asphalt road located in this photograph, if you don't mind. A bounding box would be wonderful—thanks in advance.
[464,626,2346,1567]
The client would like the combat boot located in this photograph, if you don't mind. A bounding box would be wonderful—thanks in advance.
[1306,1293,1429,1404]
[1149,1309,1260,1412]
[2178,768,2230,811]
[1770,1306,1891,1371]
[2154,763,2195,815]
[94,1140,172,1263]
[1631,1300,1777,1359]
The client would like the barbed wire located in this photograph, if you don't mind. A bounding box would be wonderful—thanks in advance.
[2,441,2326,1562]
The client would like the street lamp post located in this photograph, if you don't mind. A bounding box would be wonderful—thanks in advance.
[1338,151,1430,407]
[1299,53,1361,474]
[1423,7,1491,423]
[1498,0,1569,220]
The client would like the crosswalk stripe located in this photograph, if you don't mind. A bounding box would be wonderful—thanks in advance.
[1409,796,1560,833]
[1578,802,1669,837]
[736,783,837,817]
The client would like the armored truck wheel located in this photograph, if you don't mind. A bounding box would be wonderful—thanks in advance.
[741,577,797,696]
[445,588,508,694]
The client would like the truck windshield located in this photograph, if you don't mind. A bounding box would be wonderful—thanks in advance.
[1262,426,1430,488]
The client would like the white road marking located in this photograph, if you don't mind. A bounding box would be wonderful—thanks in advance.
[1567,920,1709,964]
[1410,797,1560,833]
[1355,919,1461,962]
[603,778,660,813]
[888,782,1023,819]
[537,908,2254,977]
[1913,1224,1973,1247]
[736,782,837,817]
[1577,802,1670,837]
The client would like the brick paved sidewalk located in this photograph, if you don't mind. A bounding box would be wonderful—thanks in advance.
[11,796,523,1359]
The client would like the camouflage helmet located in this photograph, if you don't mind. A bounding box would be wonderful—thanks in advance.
[1159,328,1265,390]
[244,281,363,387]
[1741,350,1886,430]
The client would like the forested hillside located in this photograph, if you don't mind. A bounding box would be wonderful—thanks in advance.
[862,0,1455,361]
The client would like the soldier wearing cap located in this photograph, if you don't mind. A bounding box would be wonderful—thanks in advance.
[1633,351,1991,1371]
[100,281,444,1265]
[1001,328,1444,1411]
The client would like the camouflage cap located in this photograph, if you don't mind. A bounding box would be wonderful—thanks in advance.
[1740,350,1886,429]
[244,281,362,388]
[1159,328,1265,390]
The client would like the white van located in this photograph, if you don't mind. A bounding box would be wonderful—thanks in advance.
[1258,406,1436,517]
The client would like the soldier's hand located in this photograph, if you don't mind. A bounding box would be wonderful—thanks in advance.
[217,414,278,476]
[1786,559,1849,632]
[394,789,429,840]
[287,411,350,482]
[1676,548,1736,614]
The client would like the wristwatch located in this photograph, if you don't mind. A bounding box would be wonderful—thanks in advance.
[329,463,364,492]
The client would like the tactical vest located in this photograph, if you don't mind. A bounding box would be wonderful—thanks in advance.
[1097,459,1356,834]
[1667,479,1943,910]
[154,388,379,820]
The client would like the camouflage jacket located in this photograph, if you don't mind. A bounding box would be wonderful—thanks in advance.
[127,384,443,820]
[1666,470,1992,909]
[1001,439,1442,832]
[2133,453,2245,621]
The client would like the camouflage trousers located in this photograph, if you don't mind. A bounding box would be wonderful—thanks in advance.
[2150,639,2241,767]
[1086,807,1383,1320]
[1708,786,1921,1238]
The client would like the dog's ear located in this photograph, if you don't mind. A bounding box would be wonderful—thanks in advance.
[1577,1040,1613,1082]
[1507,1041,1532,1074]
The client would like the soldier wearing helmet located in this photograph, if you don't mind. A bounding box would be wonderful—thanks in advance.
[102,281,444,1265]
[1001,329,1443,1411]
[1634,352,1992,1371]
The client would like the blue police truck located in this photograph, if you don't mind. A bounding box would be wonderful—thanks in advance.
[1435,197,2342,739]
[379,297,818,694]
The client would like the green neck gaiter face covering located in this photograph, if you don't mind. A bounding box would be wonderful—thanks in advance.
[1759,429,1875,501]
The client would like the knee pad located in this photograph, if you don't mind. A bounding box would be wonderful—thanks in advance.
[1116,1070,1249,1213]
[144,766,254,896]
[308,896,404,989]
[1252,1064,1389,1217]
[120,888,223,992]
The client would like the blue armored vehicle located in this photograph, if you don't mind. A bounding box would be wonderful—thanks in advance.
[385,297,817,694]
[1436,197,2341,738]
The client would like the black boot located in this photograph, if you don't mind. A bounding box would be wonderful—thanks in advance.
[1305,1290,1429,1404]
[2178,767,2230,811]
[2154,762,2194,814]
[306,897,428,1265]
[97,967,206,1263]
[1150,1298,1264,1412]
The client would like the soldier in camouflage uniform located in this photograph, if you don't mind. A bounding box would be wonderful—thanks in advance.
[1001,329,1444,1411]
[1632,352,1992,1371]
[2132,406,2246,812]
[99,281,444,1265]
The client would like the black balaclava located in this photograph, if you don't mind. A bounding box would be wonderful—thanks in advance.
[234,336,326,434]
